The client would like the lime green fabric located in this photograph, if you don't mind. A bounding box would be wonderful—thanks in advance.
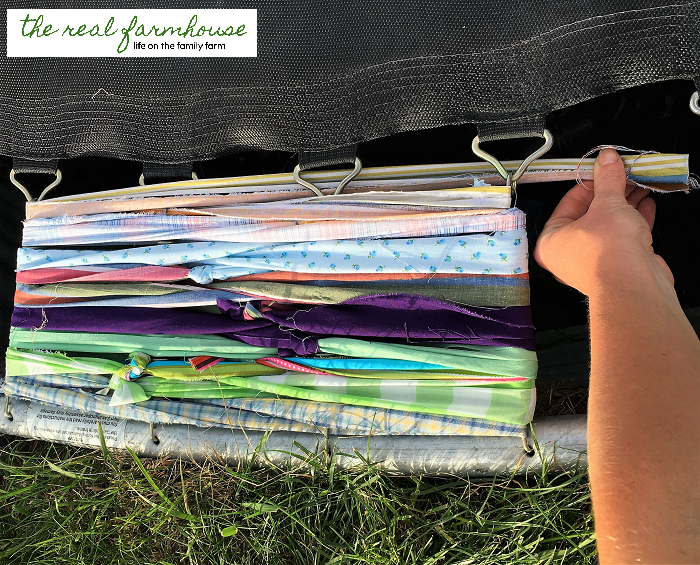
[9,328,277,358]
[318,338,538,378]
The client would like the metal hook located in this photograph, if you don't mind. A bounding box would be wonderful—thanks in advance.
[4,395,13,421]
[149,422,160,445]
[9,168,63,202]
[293,157,363,197]
[321,427,333,465]
[506,172,516,207]
[471,129,554,185]
[139,170,199,187]
[690,92,700,116]
[522,435,535,457]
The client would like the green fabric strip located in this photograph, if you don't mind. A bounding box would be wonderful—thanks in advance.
[141,362,283,380]
[3,375,527,436]
[121,374,534,425]
[6,348,123,376]
[9,328,277,358]
[136,374,531,390]
[318,338,538,378]
[7,342,536,424]
[22,282,193,297]
[212,280,530,307]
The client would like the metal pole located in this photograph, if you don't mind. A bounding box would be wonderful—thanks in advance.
[0,395,586,476]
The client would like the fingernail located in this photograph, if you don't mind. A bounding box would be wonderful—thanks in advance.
[597,148,619,166]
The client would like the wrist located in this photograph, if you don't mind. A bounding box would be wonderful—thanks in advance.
[587,251,680,311]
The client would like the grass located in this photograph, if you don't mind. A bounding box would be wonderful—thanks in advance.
[0,428,596,565]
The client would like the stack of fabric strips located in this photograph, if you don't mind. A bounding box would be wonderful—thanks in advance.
[5,174,542,439]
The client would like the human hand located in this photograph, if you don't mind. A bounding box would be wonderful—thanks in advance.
[534,148,673,296]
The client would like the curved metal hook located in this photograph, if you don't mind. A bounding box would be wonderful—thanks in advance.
[150,422,160,445]
[4,395,13,421]
[690,91,700,116]
[293,157,363,197]
[471,129,554,184]
[10,168,63,202]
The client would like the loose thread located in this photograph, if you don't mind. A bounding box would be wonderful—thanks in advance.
[575,144,659,192]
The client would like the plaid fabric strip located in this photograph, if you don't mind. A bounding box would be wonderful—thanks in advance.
[2,377,311,431]
[210,397,526,436]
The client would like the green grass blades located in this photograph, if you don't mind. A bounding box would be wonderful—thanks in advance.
[0,436,595,564]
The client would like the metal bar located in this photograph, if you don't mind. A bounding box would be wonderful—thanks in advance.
[0,394,586,476]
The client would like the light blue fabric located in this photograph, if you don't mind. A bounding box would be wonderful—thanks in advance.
[630,174,687,184]
[19,230,528,281]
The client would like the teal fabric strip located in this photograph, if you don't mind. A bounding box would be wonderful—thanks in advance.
[318,338,538,378]
[286,357,451,371]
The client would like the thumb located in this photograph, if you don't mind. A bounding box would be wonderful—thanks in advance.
[593,148,627,201]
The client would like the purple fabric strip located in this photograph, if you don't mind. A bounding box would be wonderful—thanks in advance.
[11,294,535,354]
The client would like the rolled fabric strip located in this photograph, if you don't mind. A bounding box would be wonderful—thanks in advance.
[256,357,335,375]
[217,294,535,353]
[109,371,536,425]
[22,208,525,247]
[9,328,278,358]
[6,348,124,376]
[318,338,538,377]
[2,375,526,436]
[15,265,191,284]
[189,356,225,371]
[17,282,197,298]
[13,282,250,308]
[18,228,529,279]
[11,294,535,355]
[16,289,250,308]
[216,271,530,283]
[211,277,531,307]
[6,346,536,423]
[286,357,453,371]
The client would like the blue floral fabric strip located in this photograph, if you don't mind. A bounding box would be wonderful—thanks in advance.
[19,229,528,283]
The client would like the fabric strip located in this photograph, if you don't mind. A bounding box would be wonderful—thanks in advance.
[2,375,525,436]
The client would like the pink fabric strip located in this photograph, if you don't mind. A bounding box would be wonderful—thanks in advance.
[256,357,333,375]
[174,207,503,221]
[15,266,191,284]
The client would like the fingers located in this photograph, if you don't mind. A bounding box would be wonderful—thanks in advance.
[593,148,627,201]
[626,185,655,230]
[627,186,650,208]
[624,181,640,199]
[545,183,595,227]
[532,237,550,272]
[637,196,656,231]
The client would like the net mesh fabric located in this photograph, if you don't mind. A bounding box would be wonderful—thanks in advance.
[1,0,698,162]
